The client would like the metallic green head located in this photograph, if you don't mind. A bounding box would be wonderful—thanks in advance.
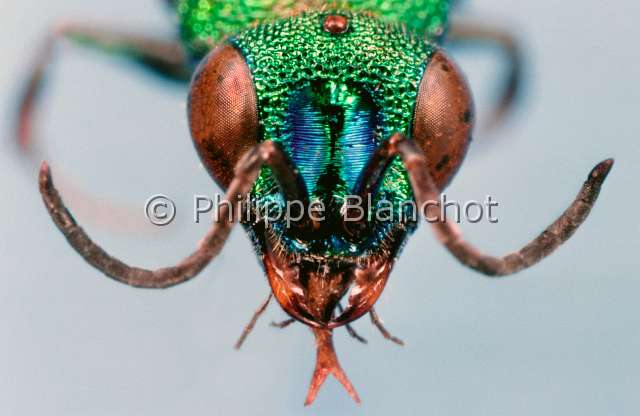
[188,9,473,329]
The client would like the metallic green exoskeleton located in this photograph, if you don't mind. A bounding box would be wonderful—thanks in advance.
[235,12,431,258]
[25,0,614,408]
[177,0,451,56]
[185,1,472,404]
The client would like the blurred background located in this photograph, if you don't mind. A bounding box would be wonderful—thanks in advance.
[1,1,638,415]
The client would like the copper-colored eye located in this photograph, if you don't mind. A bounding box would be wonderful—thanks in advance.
[412,50,474,190]
[188,43,259,188]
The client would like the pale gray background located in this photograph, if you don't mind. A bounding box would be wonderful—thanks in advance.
[1,1,638,415]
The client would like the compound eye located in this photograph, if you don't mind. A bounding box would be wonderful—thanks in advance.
[412,50,474,190]
[188,44,259,188]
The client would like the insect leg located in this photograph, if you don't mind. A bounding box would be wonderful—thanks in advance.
[270,318,296,329]
[337,304,367,344]
[235,293,273,350]
[18,25,193,231]
[447,20,523,133]
[383,133,613,277]
[39,141,300,288]
[17,23,191,150]
[369,308,404,346]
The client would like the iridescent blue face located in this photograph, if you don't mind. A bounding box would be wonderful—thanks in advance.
[286,81,380,197]
[253,79,416,264]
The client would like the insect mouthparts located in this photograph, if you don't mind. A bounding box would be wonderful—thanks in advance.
[305,327,360,406]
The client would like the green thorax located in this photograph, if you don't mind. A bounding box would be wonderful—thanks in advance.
[177,0,450,57]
